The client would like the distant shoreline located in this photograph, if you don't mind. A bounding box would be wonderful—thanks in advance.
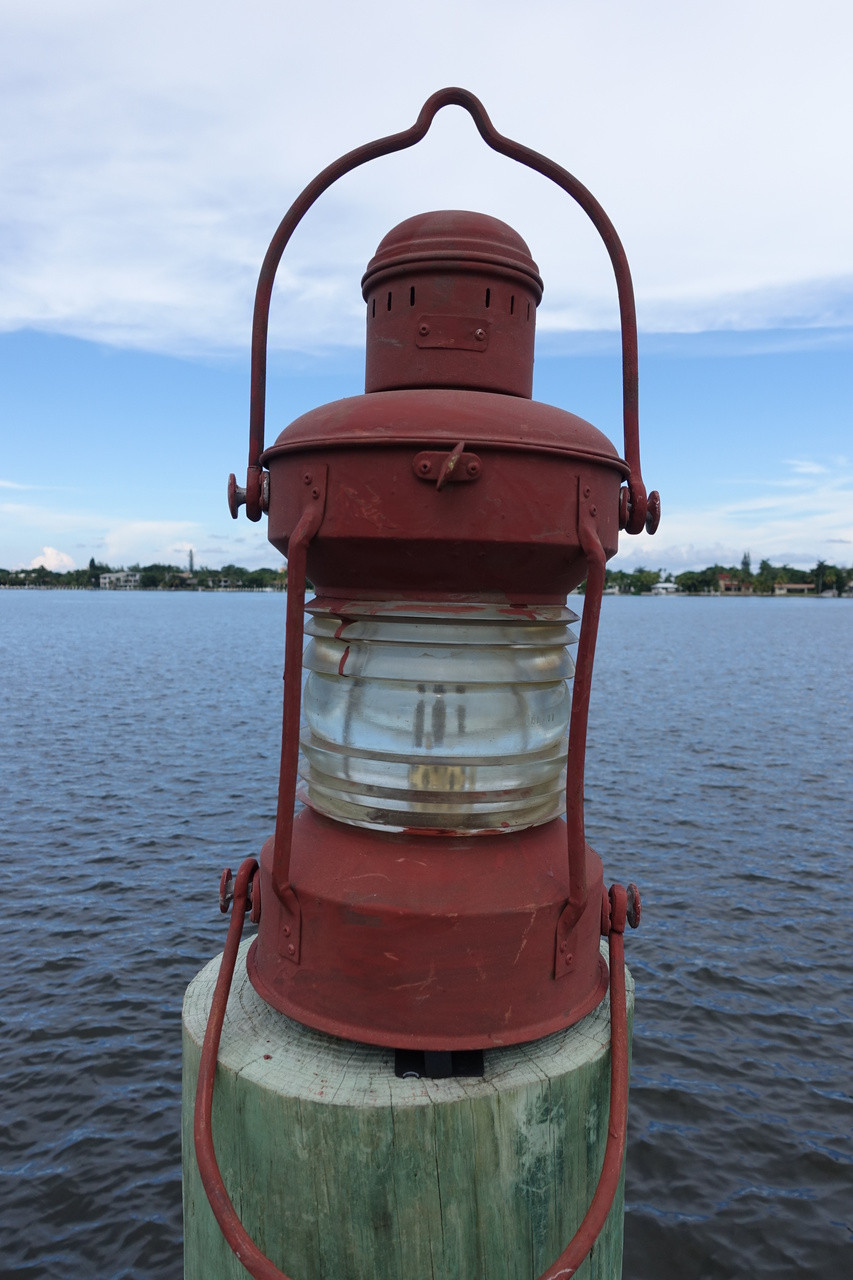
[0,584,283,592]
[4,585,849,599]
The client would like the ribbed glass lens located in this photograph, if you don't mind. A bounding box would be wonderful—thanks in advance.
[299,601,577,834]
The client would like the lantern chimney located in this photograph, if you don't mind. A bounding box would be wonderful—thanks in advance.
[362,210,542,397]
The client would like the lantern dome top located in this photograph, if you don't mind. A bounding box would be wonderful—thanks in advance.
[361,210,543,299]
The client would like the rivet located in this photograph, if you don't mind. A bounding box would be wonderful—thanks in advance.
[474,328,486,341]
[418,323,430,337]
[466,461,480,476]
[583,486,591,498]
[564,952,573,966]
[311,487,320,499]
[287,944,296,956]
[283,925,291,936]
[418,460,431,474]
[303,473,312,485]
[590,505,597,516]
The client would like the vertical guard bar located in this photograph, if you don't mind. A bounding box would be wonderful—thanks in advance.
[271,469,327,936]
[559,484,606,942]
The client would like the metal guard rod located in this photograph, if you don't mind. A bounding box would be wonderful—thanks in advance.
[540,903,630,1279]
[194,865,632,1280]
[271,502,317,898]
[564,492,607,911]
[245,86,649,533]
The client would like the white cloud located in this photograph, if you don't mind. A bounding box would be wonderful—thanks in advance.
[2,1,853,355]
[785,460,829,476]
[29,545,75,571]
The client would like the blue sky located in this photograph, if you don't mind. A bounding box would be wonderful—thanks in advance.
[2,0,852,574]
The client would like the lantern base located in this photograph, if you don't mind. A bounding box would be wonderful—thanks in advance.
[247,808,607,1050]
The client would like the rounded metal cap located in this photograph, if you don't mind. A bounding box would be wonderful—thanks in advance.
[362,211,543,298]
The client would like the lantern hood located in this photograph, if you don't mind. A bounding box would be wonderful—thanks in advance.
[362,210,544,294]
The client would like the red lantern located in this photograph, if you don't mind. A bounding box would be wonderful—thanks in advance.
[199,87,658,1279]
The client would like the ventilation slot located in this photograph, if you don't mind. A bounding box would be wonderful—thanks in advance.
[410,286,416,306]
[510,295,515,315]
[387,291,392,311]
[485,288,491,308]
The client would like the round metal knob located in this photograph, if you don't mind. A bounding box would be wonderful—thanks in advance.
[626,883,642,929]
[227,473,246,519]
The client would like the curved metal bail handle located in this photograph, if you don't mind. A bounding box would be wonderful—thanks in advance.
[245,86,653,532]
[539,885,632,1279]
[193,857,296,1280]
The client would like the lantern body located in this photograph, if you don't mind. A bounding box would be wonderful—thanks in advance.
[247,212,628,1048]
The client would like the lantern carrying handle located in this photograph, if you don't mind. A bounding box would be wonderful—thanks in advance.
[236,86,657,536]
[194,864,636,1280]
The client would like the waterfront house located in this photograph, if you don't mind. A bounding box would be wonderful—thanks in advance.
[99,571,140,590]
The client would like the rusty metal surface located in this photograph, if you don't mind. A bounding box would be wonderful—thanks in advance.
[412,445,482,486]
[248,809,607,1050]
[261,386,627,462]
[262,389,626,599]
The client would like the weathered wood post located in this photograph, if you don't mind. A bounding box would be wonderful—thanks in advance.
[183,939,632,1280]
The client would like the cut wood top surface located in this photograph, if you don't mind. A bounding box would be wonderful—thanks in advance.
[183,938,633,1109]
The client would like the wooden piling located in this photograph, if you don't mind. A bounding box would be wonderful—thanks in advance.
[182,939,633,1280]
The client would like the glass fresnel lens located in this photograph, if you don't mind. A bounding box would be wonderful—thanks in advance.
[300,601,578,834]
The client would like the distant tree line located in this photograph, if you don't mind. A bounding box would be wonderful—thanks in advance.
[3,554,850,596]
[602,554,851,596]
[0,558,288,590]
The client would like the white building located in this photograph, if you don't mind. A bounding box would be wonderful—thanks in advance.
[100,571,140,590]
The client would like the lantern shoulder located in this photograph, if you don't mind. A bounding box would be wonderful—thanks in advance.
[261,388,628,475]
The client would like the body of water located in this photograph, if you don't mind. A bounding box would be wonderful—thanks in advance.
[2,590,851,1278]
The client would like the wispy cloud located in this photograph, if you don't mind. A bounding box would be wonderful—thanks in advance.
[785,459,829,476]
